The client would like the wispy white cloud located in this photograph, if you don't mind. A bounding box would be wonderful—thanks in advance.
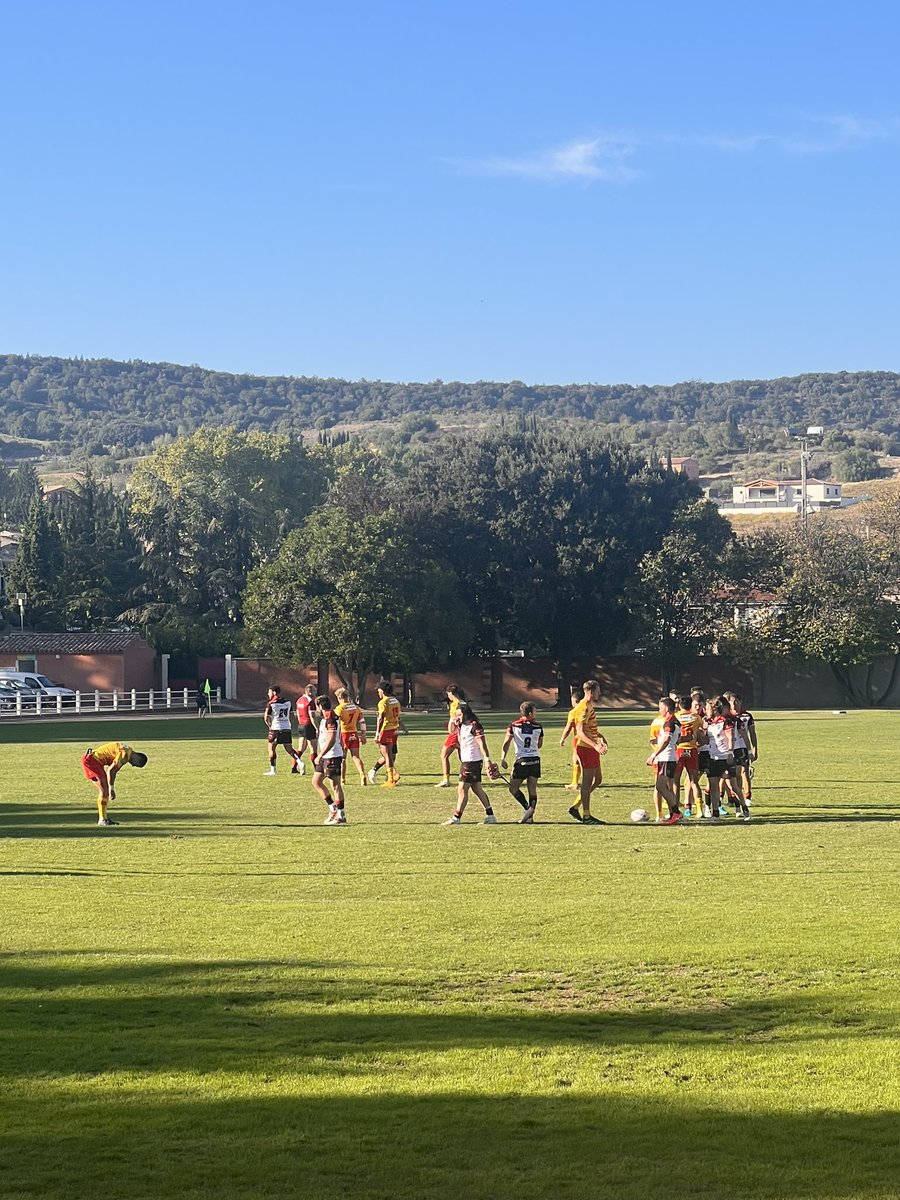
[447,136,639,183]
[447,114,899,185]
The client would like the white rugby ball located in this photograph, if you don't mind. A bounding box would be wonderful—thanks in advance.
[630,808,650,823]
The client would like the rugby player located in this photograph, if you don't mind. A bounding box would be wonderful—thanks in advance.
[81,741,148,826]
[312,695,347,824]
[264,685,303,776]
[501,701,544,824]
[442,702,499,825]
[335,686,367,785]
[569,679,608,825]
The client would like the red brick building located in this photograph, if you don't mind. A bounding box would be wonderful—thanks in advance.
[0,632,156,692]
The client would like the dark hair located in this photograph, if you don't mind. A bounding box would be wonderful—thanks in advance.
[679,695,692,708]
[268,683,282,695]
[316,694,333,711]
[457,702,479,724]
[377,680,393,695]
[659,695,674,711]
[447,684,467,700]
[131,751,148,768]
[583,679,600,694]
[520,701,535,717]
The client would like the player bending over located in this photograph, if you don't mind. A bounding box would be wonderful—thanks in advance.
[81,742,148,826]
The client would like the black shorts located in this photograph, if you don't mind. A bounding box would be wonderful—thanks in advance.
[512,757,541,780]
[655,761,677,779]
[316,756,343,781]
[732,747,749,767]
[707,759,728,778]
[299,723,317,740]
[698,750,710,775]
[267,730,293,747]
[460,760,483,784]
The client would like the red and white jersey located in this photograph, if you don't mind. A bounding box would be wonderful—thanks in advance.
[296,694,314,725]
[266,698,293,731]
[458,718,486,763]
[706,714,735,759]
[655,714,680,763]
[733,710,755,749]
[506,718,543,761]
[317,713,343,759]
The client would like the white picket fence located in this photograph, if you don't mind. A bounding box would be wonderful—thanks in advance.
[0,687,222,718]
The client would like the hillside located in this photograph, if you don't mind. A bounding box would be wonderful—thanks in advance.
[1,355,899,481]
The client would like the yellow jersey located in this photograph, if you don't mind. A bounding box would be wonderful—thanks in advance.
[676,711,701,750]
[572,698,599,747]
[335,701,363,733]
[378,695,401,732]
[89,742,137,768]
[649,716,664,745]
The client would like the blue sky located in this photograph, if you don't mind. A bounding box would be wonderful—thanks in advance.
[2,0,899,385]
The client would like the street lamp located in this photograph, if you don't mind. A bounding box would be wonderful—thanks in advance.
[786,427,824,524]
[15,592,27,633]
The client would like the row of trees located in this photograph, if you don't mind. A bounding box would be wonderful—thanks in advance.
[2,354,900,459]
[3,427,898,704]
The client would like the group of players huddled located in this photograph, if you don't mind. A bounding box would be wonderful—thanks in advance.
[260,677,758,827]
[644,688,758,825]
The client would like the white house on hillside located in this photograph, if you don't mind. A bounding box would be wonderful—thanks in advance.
[721,479,858,513]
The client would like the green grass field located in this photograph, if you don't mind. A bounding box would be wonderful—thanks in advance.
[2,709,899,1199]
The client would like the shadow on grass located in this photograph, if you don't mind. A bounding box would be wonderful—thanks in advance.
[0,955,898,1198]
[0,716,265,746]
[0,802,225,839]
[2,1089,898,1200]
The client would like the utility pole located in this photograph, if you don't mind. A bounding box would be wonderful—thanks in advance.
[788,427,824,526]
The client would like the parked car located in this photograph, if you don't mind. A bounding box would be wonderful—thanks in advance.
[0,679,38,710]
[0,671,77,706]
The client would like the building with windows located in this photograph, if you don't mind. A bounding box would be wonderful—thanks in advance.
[721,478,854,514]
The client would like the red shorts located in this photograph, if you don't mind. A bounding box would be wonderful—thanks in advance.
[341,732,360,752]
[675,747,699,774]
[575,744,601,770]
[443,731,459,750]
[81,753,104,782]
[377,730,398,746]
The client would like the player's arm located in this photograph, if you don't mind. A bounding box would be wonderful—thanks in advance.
[475,731,493,768]
[578,715,607,753]
[746,718,758,759]
[500,727,513,768]
[264,702,273,726]
[648,727,671,765]
[559,716,574,746]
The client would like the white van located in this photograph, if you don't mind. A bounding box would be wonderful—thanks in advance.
[0,671,77,703]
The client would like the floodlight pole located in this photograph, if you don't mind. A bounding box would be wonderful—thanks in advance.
[15,591,27,633]
[799,435,810,525]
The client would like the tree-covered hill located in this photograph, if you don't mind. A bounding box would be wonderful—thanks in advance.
[1,354,899,471]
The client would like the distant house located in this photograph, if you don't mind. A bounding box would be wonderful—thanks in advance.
[0,631,156,692]
[722,479,855,513]
[42,484,79,505]
[659,456,701,481]
[0,530,19,569]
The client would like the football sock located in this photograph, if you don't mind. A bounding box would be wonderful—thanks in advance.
[570,764,579,787]
[513,788,529,809]
[484,806,494,816]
